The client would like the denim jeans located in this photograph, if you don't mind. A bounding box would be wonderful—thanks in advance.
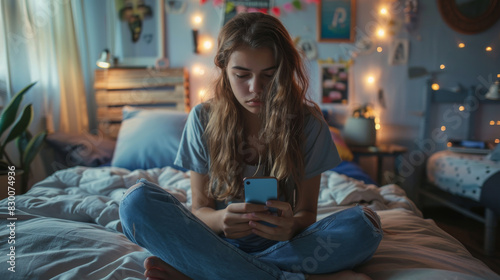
[119,179,382,280]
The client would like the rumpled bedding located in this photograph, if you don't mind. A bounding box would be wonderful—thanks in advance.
[0,166,498,280]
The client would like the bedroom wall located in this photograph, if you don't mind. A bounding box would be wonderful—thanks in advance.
[84,0,500,142]
[80,0,500,195]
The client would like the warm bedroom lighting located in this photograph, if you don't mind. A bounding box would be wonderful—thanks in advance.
[440,64,445,69]
[377,47,383,52]
[497,120,500,125]
[375,123,381,130]
[191,14,203,54]
[459,106,465,111]
[490,120,495,125]
[376,28,386,38]
[192,65,205,75]
[447,142,452,147]
[96,49,111,68]
[486,46,492,51]
[367,76,375,84]
[458,43,465,48]
[431,83,440,90]
[198,89,207,100]
[379,7,388,15]
[441,126,446,131]
[496,139,500,144]
[202,38,213,51]
[192,15,203,26]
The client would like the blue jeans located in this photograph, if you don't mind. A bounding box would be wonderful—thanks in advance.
[119,179,382,280]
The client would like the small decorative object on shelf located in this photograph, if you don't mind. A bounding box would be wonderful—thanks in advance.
[344,104,376,146]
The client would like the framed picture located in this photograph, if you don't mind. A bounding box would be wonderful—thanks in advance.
[320,63,349,104]
[317,0,356,42]
[222,0,273,26]
[388,39,409,65]
[110,0,165,67]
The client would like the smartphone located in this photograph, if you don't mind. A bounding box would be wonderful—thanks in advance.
[243,177,278,205]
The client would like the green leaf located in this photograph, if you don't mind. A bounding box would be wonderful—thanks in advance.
[16,131,32,167]
[0,82,37,138]
[1,105,33,150]
[22,131,46,169]
[292,0,302,10]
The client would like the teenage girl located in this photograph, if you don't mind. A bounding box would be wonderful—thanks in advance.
[120,12,382,280]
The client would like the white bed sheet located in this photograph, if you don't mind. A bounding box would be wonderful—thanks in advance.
[0,166,498,280]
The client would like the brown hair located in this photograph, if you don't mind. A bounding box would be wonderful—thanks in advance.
[204,12,321,207]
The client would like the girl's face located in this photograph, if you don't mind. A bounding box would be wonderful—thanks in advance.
[226,46,276,115]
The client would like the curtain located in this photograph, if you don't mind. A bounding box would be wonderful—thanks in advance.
[1,0,89,134]
[0,0,91,184]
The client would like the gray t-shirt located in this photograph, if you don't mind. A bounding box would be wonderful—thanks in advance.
[174,103,341,179]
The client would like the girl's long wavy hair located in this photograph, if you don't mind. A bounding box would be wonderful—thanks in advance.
[204,13,321,207]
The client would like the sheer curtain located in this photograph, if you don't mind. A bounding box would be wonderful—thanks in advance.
[0,0,91,183]
[1,0,90,132]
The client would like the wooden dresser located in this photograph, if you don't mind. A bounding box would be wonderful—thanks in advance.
[94,67,189,138]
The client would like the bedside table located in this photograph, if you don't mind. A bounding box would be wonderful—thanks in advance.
[349,144,408,185]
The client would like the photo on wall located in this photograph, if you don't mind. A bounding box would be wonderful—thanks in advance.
[320,63,349,104]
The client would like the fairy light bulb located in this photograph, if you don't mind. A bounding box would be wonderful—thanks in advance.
[380,7,388,15]
[459,105,465,111]
[376,28,385,38]
[440,64,445,69]
[490,120,495,125]
[458,43,465,48]
[486,46,493,52]
[377,47,383,52]
[441,126,446,131]
[432,83,440,91]
[367,76,375,84]
[192,15,202,27]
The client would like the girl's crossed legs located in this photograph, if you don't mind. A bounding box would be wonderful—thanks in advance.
[119,179,382,280]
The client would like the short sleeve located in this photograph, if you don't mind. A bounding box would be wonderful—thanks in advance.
[303,114,342,179]
[174,104,210,174]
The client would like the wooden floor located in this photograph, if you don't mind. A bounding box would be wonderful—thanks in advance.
[422,206,500,276]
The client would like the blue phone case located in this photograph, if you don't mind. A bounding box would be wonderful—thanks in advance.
[243,177,278,205]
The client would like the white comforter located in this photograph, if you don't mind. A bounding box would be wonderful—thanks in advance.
[0,166,497,280]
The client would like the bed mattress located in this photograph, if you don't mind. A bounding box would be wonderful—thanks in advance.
[427,150,500,209]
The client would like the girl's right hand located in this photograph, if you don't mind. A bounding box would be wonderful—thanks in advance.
[221,203,269,239]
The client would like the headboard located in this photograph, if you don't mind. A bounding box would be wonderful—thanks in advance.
[94,67,189,138]
[420,79,497,150]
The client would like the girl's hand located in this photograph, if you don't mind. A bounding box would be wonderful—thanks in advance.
[221,203,269,239]
[248,200,296,241]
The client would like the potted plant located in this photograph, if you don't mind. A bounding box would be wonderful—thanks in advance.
[344,103,377,146]
[0,82,47,194]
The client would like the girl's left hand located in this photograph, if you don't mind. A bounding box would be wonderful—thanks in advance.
[248,200,296,241]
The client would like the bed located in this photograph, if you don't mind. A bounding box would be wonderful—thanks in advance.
[417,79,500,256]
[1,75,499,279]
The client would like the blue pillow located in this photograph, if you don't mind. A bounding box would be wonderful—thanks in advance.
[111,107,188,170]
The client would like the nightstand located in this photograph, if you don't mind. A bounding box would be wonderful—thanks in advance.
[349,144,408,185]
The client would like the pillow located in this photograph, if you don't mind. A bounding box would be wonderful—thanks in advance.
[111,107,188,170]
[46,132,115,167]
[329,126,354,161]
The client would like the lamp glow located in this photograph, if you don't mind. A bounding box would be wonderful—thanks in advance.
[459,105,465,111]
[441,126,446,131]
[380,7,388,15]
[376,28,385,38]
[377,47,383,52]
[431,83,440,90]
[458,43,465,48]
[490,120,495,125]
[440,64,445,69]
[495,139,500,144]
[367,76,375,84]
[486,46,493,51]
